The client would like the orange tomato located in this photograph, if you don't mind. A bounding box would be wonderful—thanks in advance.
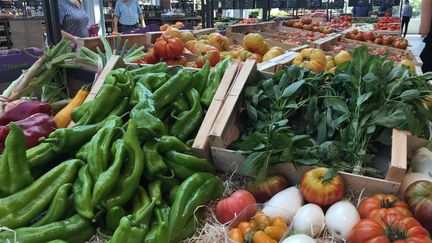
[229,228,244,243]
[253,231,277,243]
[254,213,271,228]
[249,220,257,229]
[264,226,285,240]
[238,222,254,236]
[271,217,288,230]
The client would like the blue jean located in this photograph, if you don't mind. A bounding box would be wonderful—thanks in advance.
[119,23,139,33]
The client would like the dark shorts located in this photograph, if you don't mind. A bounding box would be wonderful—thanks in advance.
[119,23,139,33]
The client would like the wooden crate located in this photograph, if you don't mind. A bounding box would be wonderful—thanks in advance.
[192,61,240,160]
[76,34,147,52]
[208,60,410,196]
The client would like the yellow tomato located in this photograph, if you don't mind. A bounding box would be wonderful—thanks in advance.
[229,228,244,243]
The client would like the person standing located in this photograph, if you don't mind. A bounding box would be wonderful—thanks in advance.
[400,0,413,37]
[352,4,372,17]
[58,0,90,44]
[420,0,432,73]
[112,0,145,33]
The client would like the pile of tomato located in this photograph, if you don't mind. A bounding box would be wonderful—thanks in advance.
[228,212,288,243]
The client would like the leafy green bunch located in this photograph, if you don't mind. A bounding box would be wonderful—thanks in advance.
[232,46,432,180]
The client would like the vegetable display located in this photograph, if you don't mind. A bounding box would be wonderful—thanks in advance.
[232,46,432,181]
[0,58,232,242]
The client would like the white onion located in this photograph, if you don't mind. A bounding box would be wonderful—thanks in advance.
[281,234,317,243]
[325,200,360,240]
[292,203,325,237]
[262,186,303,223]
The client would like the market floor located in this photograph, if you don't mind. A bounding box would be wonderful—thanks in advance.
[407,34,425,57]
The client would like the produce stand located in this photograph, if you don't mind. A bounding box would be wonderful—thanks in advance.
[145,28,217,44]
[76,34,147,52]
[208,60,417,196]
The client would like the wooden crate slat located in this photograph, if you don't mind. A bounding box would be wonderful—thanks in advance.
[192,61,240,160]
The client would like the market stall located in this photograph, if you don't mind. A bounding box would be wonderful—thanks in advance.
[0,6,431,243]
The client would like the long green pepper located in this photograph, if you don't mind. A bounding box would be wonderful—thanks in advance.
[73,164,94,219]
[92,139,125,206]
[86,116,122,180]
[105,119,144,208]
[32,183,72,227]
[0,159,83,229]
[165,150,215,180]
[191,59,211,94]
[0,214,95,243]
[153,69,193,110]
[0,123,34,196]
[170,88,204,141]
[201,57,231,106]
[109,216,148,243]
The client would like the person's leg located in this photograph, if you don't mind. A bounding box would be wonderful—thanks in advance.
[401,18,406,36]
[420,42,432,73]
[404,17,410,37]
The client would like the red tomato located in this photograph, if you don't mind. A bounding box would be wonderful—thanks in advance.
[216,190,257,225]
[195,45,220,67]
[358,194,412,219]
[405,181,432,233]
[154,35,184,60]
[247,175,287,203]
[348,214,432,243]
[299,167,345,206]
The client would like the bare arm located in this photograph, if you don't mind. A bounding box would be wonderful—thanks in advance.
[61,30,78,43]
[420,0,432,36]
[140,13,145,27]
[113,16,119,32]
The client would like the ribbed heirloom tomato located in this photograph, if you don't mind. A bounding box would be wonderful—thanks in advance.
[358,194,412,219]
[348,213,432,243]
[154,35,184,60]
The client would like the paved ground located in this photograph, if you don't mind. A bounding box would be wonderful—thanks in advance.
[407,34,425,57]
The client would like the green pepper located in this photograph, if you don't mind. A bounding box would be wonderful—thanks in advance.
[201,57,231,107]
[130,62,168,76]
[157,170,180,194]
[172,94,190,113]
[86,116,123,180]
[79,84,122,125]
[0,159,83,229]
[145,222,169,243]
[27,143,58,169]
[148,180,162,206]
[132,186,151,215]
[137,72,171,91]
[191,59,211,94]
[168,172,224,242]
[0,214,95,243]
[105,119,145,208]
[106,206,126,232]
[73,164,94,220]
[0,123,34,196]
[39,123,101,154]
[92,139,125,206]
[109,97,130,117]
[71,100,93,123]
[155,202,170,224]
[109,216,148,243]
[132,199,155,226]
[108,69,133,97]
[142,140,168,180]
[32,183,72,227]
[130,82,166,140]
[176,211,203,242]
[165,150,215,180]
[46,240,68,243]
[75,142,90,161]
[168,185,179,205]
[153,69,193,110]
[156,135,190,153]
[170,88,203,141]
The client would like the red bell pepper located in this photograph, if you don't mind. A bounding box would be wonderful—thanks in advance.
[0,101,52,125]
[0,113,56,153]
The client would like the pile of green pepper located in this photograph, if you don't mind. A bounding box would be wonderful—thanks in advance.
[0,59,232,243]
